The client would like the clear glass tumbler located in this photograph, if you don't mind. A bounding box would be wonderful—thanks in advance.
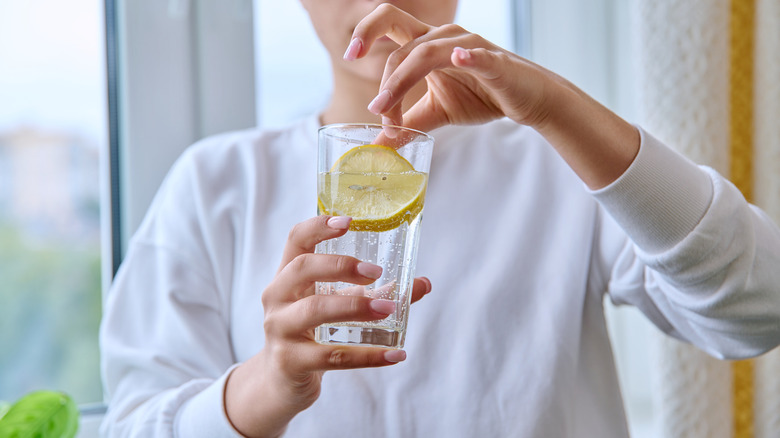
[315,123,434,349]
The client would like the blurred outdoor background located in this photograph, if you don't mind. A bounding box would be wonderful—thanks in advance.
[0,0,105,406]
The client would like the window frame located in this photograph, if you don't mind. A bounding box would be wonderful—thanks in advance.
[106,0,256,264]
[95,1,256,433]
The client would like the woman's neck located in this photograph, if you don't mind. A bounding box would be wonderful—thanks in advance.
[319,70,427,126]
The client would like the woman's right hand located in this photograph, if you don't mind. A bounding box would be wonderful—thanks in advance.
[224,215,432,438]
[350,3,640,189]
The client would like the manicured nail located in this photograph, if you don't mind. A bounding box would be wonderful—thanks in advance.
[385,349,407,363]
[422,277,432,294]
[369,299,396,315]
[343,37,362,61]
[356,262,382,279]
[368,89,392,114]
[381,117,400,139]
[453,46,471,61]
[327,216,351,230]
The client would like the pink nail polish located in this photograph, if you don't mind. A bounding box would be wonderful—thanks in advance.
[422,277,432,293]
[327,216,351,230]
[453,46,471,61]
[368,89,391,115]
[357,262,382,279]
[369,299,396,315]
[343,38,362,61]
[382,119,400,139]
[384,349,407,363]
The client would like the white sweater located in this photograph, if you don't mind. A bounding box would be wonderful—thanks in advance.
[100,115,780,437]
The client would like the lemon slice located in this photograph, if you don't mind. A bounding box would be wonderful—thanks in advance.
[318,144,428,232]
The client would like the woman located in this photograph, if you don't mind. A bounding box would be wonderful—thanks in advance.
[100,2,780,437]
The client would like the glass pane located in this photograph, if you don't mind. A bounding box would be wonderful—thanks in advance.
[0,0,106,405]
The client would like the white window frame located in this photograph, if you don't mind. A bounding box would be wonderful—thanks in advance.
[108,0,256,266]
[94,2,255,435]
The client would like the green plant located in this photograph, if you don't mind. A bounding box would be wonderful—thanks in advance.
[0,391,79,438]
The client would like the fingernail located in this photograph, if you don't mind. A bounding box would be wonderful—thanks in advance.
[381,117,400,139]
[453,46,471,61]
[369,299,396,315]
[385,349,407,363]
[357,262,382,279]
[343,37,362,61]
[368,89,392,115]
[327,216,351,230]
[422,277,432,294]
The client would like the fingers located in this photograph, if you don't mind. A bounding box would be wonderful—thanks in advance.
[311,345,408,370]
[365,31,499,134]
[272,294,396,335]
[350,5,471,129]
[277,277,431,334]
[368,28,477,122]
[277,215,352,274]
[266,253,383,304]
[370,121,427,149]
[270,216,433,307]
[282,344,407,374]
[261,275,431,376]
[392,97,449,137]
[410,276,432,304]
[382,45,519,134]
[451,46,504,80]
[350,4,529,135]
[346,4,432,60]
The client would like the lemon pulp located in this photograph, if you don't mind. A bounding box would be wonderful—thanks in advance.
[318,145,428,232]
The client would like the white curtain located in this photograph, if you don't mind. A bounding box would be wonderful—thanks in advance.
[752,0,780,436]
[635,0,780,436]
[636,0,733,435]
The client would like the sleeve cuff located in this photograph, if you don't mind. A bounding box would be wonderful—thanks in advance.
[175,364,245,437]
[590,126,714,254]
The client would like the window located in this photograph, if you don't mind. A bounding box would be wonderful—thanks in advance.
[0,0,107,409]
[113,0,256,251]
[34,0,649,435]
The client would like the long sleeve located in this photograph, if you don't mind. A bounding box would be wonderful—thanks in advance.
[593,127,780,359]
[99,242,242,437]
[98,118,319,437]
[99,141,248,437]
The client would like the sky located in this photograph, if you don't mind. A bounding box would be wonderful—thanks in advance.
[0,0,107,142]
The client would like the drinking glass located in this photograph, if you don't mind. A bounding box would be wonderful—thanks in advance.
[315,123,434,349]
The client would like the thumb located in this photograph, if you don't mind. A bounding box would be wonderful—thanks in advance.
[397,95,449,136]
[450,47,502,80]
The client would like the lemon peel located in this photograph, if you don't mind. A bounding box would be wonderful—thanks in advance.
[318,144,427,232]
